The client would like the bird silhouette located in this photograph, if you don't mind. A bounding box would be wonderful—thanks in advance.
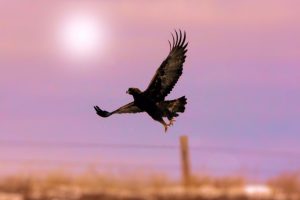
[94,30,188,132]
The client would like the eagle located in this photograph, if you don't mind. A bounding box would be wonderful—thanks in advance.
[94,30,188,132]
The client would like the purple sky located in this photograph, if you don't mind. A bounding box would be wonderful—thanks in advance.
[1,1,300,180]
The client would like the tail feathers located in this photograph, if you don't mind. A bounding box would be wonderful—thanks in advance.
[158,96,187,119]
[172,96,187,113]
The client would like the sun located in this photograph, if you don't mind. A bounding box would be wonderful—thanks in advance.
[57,12,106,60]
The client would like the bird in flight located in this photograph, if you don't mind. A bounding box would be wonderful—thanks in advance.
[94,30,188,132]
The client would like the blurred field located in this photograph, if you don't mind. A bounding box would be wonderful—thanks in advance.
[0,136,298,200]
[0,171,298,200]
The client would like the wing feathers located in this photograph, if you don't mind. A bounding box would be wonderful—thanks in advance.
[144,30,188,101]
[94,102,142,118]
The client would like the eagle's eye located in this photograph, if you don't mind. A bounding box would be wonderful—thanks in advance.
[126,88,132,94]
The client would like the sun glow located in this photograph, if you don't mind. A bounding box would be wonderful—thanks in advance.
[57,12,107,61]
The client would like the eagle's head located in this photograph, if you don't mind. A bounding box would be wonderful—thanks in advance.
[126,88,142,96]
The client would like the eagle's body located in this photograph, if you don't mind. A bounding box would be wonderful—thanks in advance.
[131,92,161,120]
[94,30,188,132]
[129,89,182,127]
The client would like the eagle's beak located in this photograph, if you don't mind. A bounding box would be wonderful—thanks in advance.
[126,90,129,94]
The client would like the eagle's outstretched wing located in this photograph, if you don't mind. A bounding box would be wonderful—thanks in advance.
[144,30,188,101]
[94,102,142,117]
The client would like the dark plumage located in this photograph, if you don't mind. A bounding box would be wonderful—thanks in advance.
[94,30,188,132]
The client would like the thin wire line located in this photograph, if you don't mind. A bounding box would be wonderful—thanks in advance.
[0,159,293,174]
[0,140,299,157]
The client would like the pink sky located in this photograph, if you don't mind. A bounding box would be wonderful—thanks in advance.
[1,1,300,179]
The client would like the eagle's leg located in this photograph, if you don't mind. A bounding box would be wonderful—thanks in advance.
[158,119,168,133]
[167,118,176,126]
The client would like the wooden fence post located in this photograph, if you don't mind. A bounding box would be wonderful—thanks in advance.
[180,135,191,187]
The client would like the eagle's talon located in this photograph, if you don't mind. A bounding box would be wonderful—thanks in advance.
[164,125,168,133]
[167,119,176,126]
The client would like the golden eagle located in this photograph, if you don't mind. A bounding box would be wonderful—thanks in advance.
[94,30,188,132]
